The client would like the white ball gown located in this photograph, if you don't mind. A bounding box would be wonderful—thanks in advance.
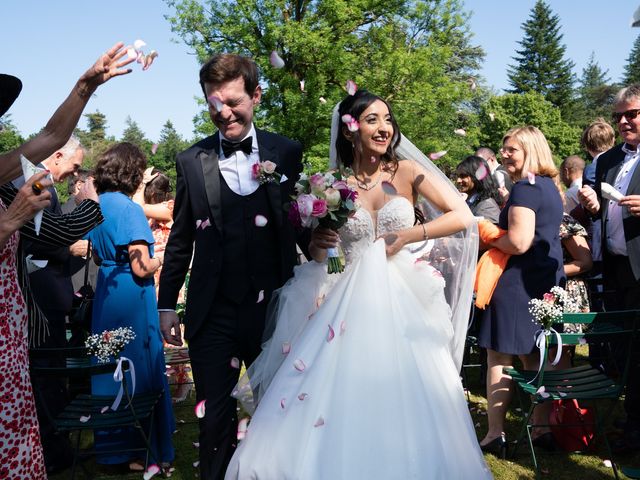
[225,196,492,479]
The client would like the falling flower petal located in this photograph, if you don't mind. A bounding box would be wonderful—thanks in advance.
[100,406,109,414]
[536,386,550,398]
[314,416,325,427]
[293,359,306,372]
[237,417,249,440]
[143,50,158,71]
[127,47,138,59]
[270,51,285,69]
[603,459,613,468]
[341,114,354,124]
[136,51,145,64]
[208,95,223,112]
[254,215,268,227]
[340,321,346,335]
[319,97,327,104]
[79,415,91,423]
[527,171,536,185]
[454,128,466,136]
[300,80,305,91]
[134,39,147,50]
[468,78,477,91]
[327,325,335,342]
[429,150,447,160]
[370,156,377,163]
[475,163,489,181]
[489,112,495,122]
[143,464,161,480]
[282,342,291,354]
[230,357,240,369]
[193,461,200,468]
[578,336,587,345]
[558,391,567,397]
[346,119,359,132]
[298,393,308,401]
[280,398,286,409]
[151,143,158,155]
[346,80,357,96]
[475,422,481,428]
[257,289,265,303]
[195,399,206,418]
[381,181,397,196]
[192,442,200,448]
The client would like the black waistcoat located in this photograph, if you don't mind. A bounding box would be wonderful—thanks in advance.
[218,174,281,303]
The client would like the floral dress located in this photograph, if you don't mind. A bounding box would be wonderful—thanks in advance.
[0,199,46,479]
[560,213,591,333]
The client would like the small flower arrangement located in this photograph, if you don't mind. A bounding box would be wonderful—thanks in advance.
[287,170,359,273]
[252,160,281,185]
[86,327,136,363]
[528,286,579,330]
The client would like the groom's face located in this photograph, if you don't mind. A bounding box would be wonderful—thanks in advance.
[205,77,261,141]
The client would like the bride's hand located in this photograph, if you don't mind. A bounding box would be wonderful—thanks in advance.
[380,230,407,257]
[309,226,339,262]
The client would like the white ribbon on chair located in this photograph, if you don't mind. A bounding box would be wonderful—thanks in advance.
[110,356,136,411]
[527,328,562,385]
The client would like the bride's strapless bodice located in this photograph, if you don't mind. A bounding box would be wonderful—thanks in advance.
[339,196,415,264]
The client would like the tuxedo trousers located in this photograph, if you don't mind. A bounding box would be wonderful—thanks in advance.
[189,291,270,480]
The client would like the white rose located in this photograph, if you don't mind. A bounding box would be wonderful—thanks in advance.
[262,161,277,174]
[324,188,341,209]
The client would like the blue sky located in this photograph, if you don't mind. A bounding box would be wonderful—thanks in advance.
[2,0,639,142]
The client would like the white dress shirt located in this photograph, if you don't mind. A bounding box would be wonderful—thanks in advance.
[564,178,582,213]
[606,144,640,255]
[218,125,260,196]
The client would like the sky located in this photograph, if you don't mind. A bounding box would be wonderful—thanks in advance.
[1,0,639,142]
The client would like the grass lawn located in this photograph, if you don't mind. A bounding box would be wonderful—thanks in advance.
[51,348,640,479]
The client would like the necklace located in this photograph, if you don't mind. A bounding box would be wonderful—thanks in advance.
[355,169,383,191]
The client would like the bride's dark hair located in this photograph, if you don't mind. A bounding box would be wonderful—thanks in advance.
[335,90,401,169]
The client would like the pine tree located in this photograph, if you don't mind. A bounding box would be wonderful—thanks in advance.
[623,34,640,85]
[576,53,617,123]
[507,0,575,115]
[151,120,186,184]
[121,116,148,147]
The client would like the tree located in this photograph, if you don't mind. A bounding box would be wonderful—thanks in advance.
[506,1,575,117]
[575,53,617,125]
[623,34,640,85]
[74,111,114,167]
[151,120,188,185]
[165,0,485,173]
[0,115,24,153]
[121,116,148,147]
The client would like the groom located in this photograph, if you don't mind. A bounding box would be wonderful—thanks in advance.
[158,54,305,479]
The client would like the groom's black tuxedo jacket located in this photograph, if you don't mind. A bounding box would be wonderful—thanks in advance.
[594,143,640,280]
[158,129,305,339]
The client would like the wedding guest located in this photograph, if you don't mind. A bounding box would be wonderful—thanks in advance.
[478,126,565,456]
[476,145,512,201]
[560,155,585,213]
[87,143,175,470]
[0,42,133,185]
[455,155,502,224]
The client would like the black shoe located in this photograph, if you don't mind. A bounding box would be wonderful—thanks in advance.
[532,432,558,452]
[481,434,508,459]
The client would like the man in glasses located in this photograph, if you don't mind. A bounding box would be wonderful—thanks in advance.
[579,84,640,453]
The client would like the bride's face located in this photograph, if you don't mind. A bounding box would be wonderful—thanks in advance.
[354,100,394,159]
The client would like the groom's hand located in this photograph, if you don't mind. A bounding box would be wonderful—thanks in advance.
[159,311,183,346]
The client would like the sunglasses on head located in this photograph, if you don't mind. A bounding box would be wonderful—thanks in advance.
[612,109,640,123]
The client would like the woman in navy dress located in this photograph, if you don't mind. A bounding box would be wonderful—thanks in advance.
[87,143,175,468]
[478,126,565,456]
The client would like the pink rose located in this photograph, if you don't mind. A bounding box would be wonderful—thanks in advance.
[262,161,277,174]
[332,180,348,190]
[312,198,328,218]
[543,293,555,303]
[251,163,261,179]
[297,194,315,227]
[309,173,326,194]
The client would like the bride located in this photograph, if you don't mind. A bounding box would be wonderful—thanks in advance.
[225,90,492,479]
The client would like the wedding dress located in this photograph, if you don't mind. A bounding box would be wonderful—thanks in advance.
[225,195,492,479]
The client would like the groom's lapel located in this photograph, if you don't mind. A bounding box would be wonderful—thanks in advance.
[257,130,284,227]
[199,132,223,234]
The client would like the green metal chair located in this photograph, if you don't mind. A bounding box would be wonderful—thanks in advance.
[30,346,163,479]
[505,310,640,479]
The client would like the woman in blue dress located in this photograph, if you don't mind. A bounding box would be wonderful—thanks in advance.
[87,142,175,469]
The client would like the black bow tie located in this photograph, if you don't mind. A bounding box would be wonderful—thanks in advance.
[221,137,253,157]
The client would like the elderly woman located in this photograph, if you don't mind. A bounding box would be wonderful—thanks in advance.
[478,126,565,456]
[87,143,175,470]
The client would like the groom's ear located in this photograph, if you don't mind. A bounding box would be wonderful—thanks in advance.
[252,85,262,106]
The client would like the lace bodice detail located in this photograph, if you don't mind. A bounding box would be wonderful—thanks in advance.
[339,196,415,264]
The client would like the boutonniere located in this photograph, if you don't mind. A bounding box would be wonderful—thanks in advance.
[196,217,211,230]
[252,161,282,185]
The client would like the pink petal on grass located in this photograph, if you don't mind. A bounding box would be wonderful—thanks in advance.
[143,464,161,480]
[381,181,397,196]
[79,415,91,423]
[195,399,206,418]
[282,342,291,354]
[327,325,335,342]
[298,393,308,401]
[237,417,249,440]
[319,97,327,104]
[230,357,240,369]
[270,51,285,69]
[257,289,265,304]
[475,163,489,181]
[454,128,467,136]
[100,406,109,414]
[293,359,306,372]
[208,95,223,112]
[134,39,147,50]
[151,143,158,155]
[314,416,325,427]
[429,150,447,160]
[527,171,536,185]
[346,80,357,96]
[254,215,268,227]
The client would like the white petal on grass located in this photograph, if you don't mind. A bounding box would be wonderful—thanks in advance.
[143,464,161,480]
[319,97,327,104]
[603,459,613,468]
[270,51,285,69]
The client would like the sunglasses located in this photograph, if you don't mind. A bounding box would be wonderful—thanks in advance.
[612,109,640,123]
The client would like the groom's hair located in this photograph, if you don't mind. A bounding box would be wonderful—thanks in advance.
[199,54,259,97]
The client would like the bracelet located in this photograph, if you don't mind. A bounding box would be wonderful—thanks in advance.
[421,222,428,240]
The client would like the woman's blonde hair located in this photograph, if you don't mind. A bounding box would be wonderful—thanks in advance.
[502,126,560,191]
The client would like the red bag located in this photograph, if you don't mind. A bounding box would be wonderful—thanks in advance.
[548,399,595,451]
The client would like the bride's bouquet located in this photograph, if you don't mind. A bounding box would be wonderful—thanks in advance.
[287,170,358,273]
